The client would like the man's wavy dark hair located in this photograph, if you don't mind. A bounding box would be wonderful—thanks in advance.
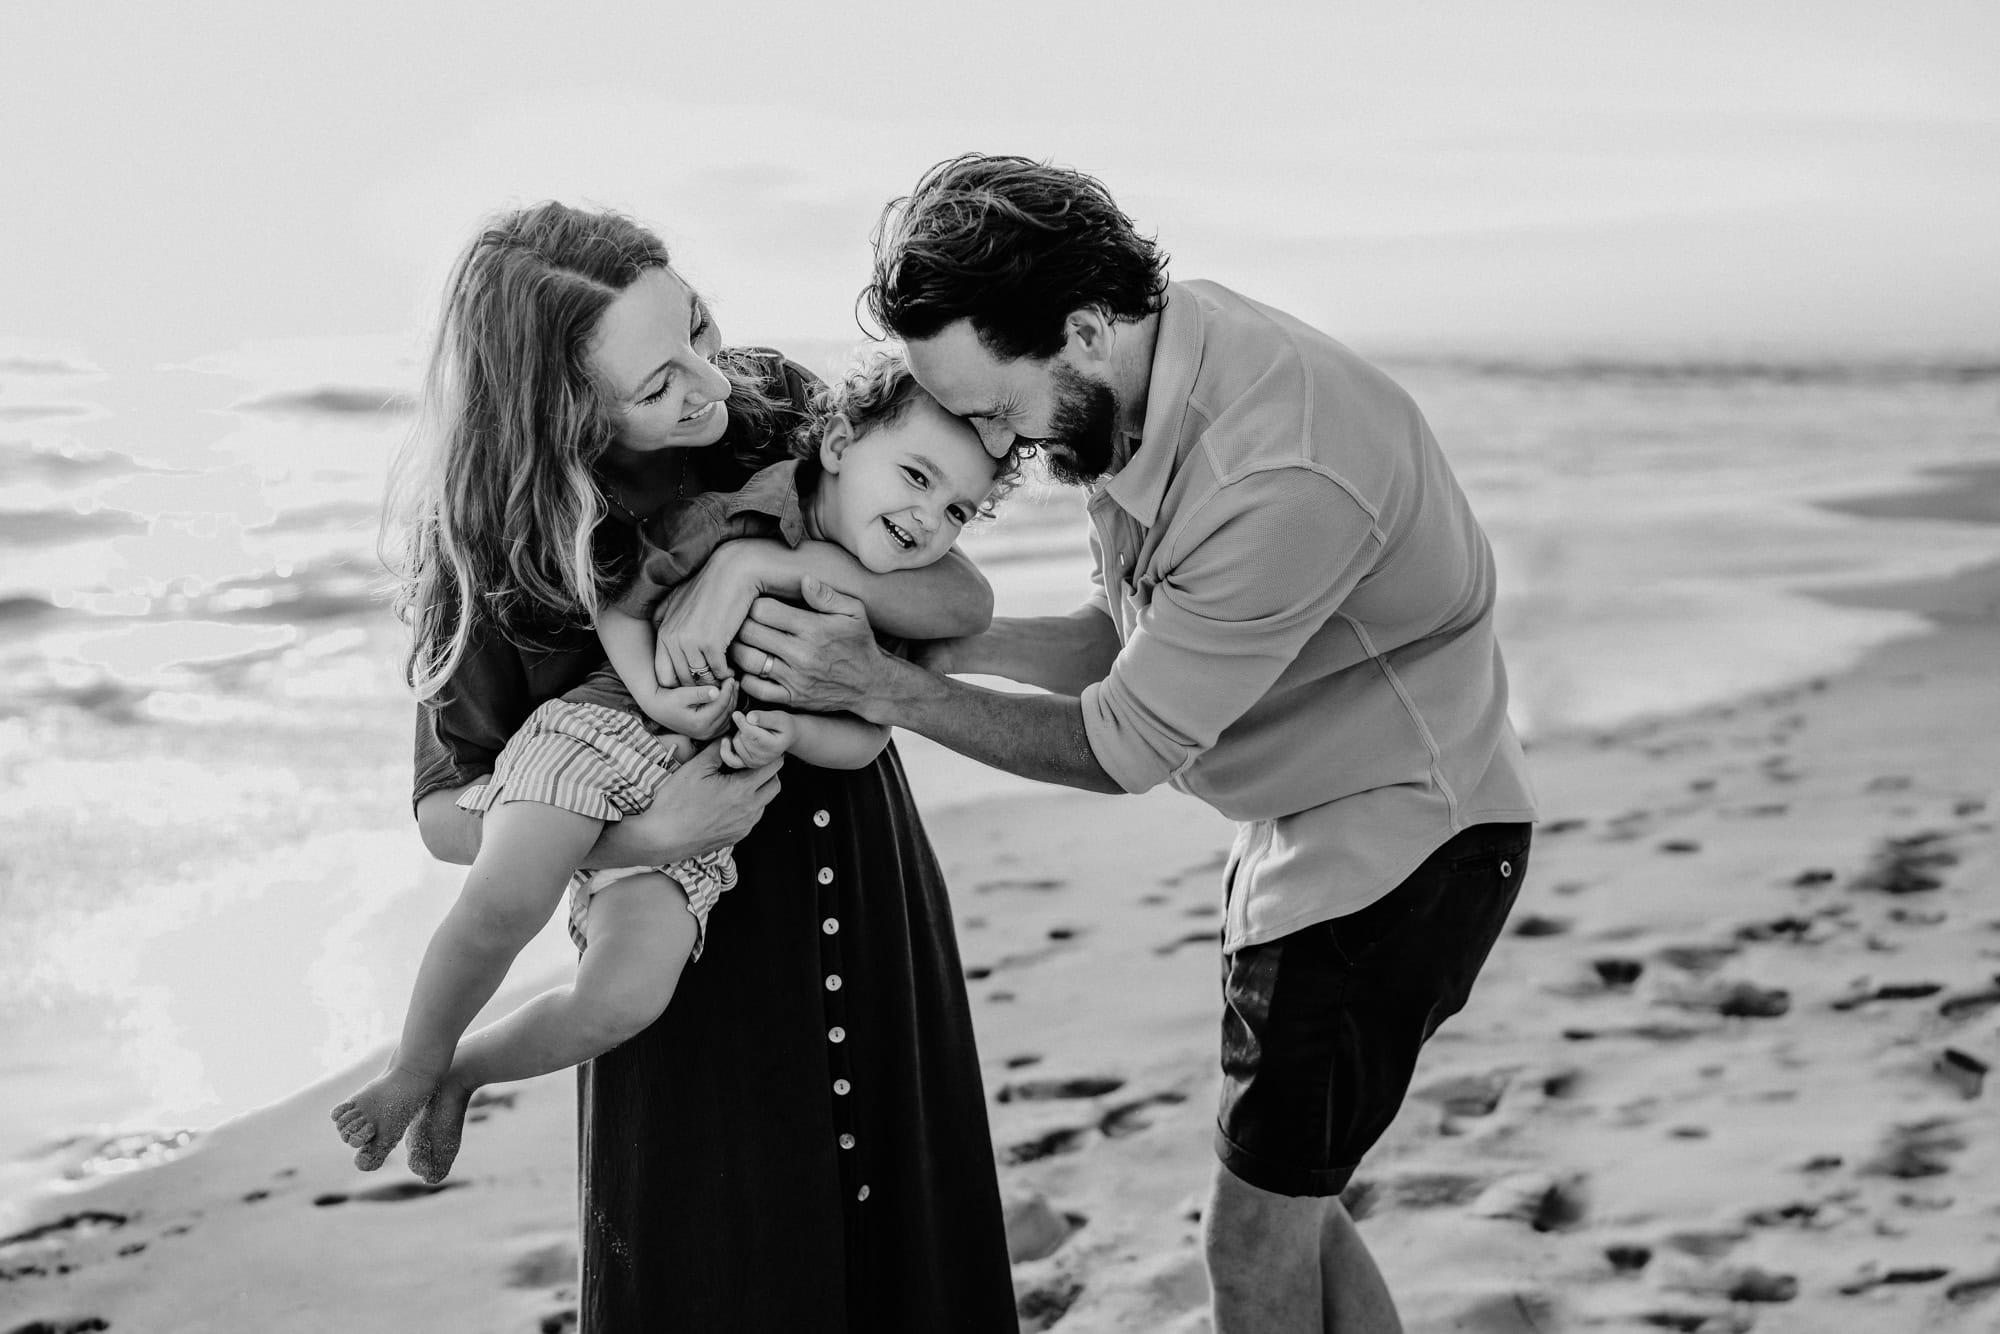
[866,154,1170,361]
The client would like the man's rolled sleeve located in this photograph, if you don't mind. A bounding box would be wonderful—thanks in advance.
[1080,470,1380,793]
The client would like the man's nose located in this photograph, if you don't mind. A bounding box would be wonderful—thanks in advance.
[973,419,1015,457]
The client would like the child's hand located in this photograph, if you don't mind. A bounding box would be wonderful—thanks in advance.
[639,679,737,741]
[719,709,794,770]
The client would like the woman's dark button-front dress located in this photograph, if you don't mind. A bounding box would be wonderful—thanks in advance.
[411,352,1014,1332]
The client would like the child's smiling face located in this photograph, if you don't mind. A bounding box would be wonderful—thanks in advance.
[815,392,1000,573]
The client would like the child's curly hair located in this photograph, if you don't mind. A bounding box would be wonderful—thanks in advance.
[791,346,1027,519]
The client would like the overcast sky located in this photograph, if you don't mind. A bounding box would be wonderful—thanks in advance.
[4,1,1996,369]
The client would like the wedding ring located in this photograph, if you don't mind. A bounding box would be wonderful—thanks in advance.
[760,652,774,678]
[692,667,715,684]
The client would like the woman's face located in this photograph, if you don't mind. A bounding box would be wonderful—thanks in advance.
[587,266,732,454]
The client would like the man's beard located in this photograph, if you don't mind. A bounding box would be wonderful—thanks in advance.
[1039,362,1121,487]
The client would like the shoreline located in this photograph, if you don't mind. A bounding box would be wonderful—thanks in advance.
[5,464,2000,1331]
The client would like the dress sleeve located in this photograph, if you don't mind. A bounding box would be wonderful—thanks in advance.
[412,621,534,810]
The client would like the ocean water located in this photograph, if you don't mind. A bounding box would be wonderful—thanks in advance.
[2,337,1997,1216]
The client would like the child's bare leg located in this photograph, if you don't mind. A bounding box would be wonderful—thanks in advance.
[405,871,698,1183]
[331,800,600,1170]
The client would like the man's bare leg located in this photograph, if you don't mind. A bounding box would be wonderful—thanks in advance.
[1204,1164,1401,1334]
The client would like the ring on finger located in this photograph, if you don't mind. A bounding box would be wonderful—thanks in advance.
[759,652,774,678]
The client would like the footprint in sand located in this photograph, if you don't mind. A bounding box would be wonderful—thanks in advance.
[0,1212,130,1282]
[1853,831,1957,895]
[1657,839,1702,855]
[1840,1266,1952,1296]
[1467,1172,1588,1233]
[974,877,1067,894]
[1591,957,1644,988]
[538,1311,578,1334]
[1412,1071,1510,1118]
[1605,1243,1652,1273]
[6,1320,111,1334]
[506,1239,578,1289]
[1003,1127,1091,1165]
[1511,914,1571,938]
[1153,929,1217,956]
[1159,851,1229,887]
[1938,977,2000,1019]
[1859,1118,1966,1180]
[312,1181,462,1207]
[1098,1091,1188,1139]
[1654,943,1740,975]
[1829,980,1942,1011]
[463,1089,516,1125]
[1004,1053,1044,1069]
[997,1076,1126,1103]
[1016,1276,1084,1333]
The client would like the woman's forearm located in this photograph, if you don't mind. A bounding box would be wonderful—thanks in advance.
[416,786,485,866]
[745,540,993,639]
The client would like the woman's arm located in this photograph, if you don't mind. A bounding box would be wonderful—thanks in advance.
[416,748,785,868]
[653,538,992,686]
[598,605,738,738]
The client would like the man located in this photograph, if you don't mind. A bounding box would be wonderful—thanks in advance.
[730,155,1537,1334]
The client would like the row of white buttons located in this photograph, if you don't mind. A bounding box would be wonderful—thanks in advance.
[813,825,859,1198]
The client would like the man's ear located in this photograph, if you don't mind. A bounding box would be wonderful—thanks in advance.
[1063,307,1116,369]
[818,412,855,474]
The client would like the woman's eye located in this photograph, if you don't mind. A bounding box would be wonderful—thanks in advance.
[639,378,671,406]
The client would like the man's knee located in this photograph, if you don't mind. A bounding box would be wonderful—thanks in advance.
[1203,1164,1326,1274]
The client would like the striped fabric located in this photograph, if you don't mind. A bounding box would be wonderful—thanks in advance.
[459,698,740,957]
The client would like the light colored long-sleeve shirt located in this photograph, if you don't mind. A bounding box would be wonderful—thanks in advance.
[1079,280,1537,950]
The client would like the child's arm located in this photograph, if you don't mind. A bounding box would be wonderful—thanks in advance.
[655,539,992,687]
[598,605,737,739]
[718,709,890,772]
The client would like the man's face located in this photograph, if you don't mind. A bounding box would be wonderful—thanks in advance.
[904,319,1122,487]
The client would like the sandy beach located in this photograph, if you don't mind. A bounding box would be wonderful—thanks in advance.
[5,463,1999,1334]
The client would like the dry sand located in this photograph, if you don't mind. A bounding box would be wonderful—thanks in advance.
[5,468,1999,1334]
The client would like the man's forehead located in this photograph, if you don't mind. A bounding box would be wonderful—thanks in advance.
[905,323,1010,410]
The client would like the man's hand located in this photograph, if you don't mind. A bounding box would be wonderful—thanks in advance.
[729,577,898,719]
[719,709,794,770]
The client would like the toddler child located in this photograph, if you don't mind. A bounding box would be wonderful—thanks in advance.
[332,351,1013,1182]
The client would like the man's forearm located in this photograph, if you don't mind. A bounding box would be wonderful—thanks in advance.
[949,609,1120,697]
[751,541,993,639]
[863,656,1123,793]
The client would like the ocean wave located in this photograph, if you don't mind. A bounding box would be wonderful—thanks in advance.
[1407,356,2000,387]
[0,403,94,422]
[0,355,95,376]
[0,507,147,548]
[230,386,414,417]
[0,441,152,485]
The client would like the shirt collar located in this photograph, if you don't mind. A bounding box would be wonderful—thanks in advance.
[1100,281,1201,529]
[722,458,811,547]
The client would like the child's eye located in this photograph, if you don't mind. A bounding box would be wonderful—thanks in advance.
[946,504,973,525]
[900,465,928,489]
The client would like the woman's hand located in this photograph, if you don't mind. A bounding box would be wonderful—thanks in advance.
[652,542,765,688]
[636,680,739,742]
[586,742,782,866]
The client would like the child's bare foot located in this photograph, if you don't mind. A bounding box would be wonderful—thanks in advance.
[330,1067,438,1171]
[405,1076,477,1184]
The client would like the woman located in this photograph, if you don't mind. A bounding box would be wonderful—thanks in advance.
[395,201,1015,1330]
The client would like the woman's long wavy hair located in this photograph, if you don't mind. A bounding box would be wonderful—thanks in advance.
[384,202,780,701]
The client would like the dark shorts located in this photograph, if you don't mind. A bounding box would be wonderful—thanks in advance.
[1215,822,1531,1197]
